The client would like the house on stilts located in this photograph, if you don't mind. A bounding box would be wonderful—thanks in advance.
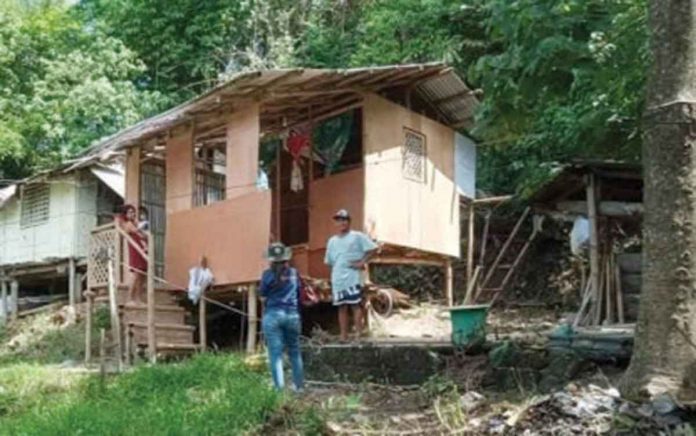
[75,63,479,360]
[0,157,124,324]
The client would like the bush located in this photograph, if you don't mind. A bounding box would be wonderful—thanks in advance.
[1,353,280,435]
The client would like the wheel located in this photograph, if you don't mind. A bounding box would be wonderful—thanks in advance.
[370,288,394,317]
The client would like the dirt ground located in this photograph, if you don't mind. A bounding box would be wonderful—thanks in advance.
[367,304,561,345]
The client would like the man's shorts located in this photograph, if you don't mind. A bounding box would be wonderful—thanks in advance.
[333,284,362,306]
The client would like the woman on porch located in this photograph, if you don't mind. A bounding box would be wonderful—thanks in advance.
[117,204,148,305]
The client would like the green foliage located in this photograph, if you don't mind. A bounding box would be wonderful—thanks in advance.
[471,0,648,195]
[1,353,280,435]
[0,0,160,179]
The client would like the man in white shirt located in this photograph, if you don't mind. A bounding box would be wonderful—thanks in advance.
[324,209,378,341]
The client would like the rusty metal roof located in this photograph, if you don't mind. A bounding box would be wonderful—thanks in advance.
[75,63,478,164]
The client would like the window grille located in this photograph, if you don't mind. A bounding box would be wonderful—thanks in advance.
[21,184,50,227]
[193,168,226,207]
[402,129,426,182]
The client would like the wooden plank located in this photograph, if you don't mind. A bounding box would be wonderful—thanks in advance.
[466,203,475,284]
[147,231,157,363]
[586,174,600,325]
[445,260,453,307]
[370,257,446,268]
[10,280,18,322]
[68,257,76,308]
[555,200,643,217]
[615,255,625,323]
[199,297,207,352]
[107,252,123,371]
[472,195,513,205]
[85,291,93,364]
[464,266,481,304]
[481,207,530,288]
[246,284,258,354]
[1,280,7,324]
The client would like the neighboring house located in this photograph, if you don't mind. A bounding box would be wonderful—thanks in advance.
[79,63,478,294]
[0,159,124,320]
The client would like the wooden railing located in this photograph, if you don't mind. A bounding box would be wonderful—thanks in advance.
[86,221,158,364]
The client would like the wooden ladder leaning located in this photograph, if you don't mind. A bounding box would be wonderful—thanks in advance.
[469,207,544,305]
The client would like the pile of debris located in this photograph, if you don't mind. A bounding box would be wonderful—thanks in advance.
[469,383,688,435]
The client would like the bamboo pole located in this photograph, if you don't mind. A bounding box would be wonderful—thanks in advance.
[10,280,18,323]
[146,231,156,363]
[464,266,481,304]
[586,174,600,325]
[478,211,491,270]
[99,329,106,379]
[466,203,476,284]
[615,254,625,323]
[1,280,7,325]
[107,248,123,371]
[605,249,614,325]
[85,290,94,364]
[124,325,131,366]
[246,284,258,354]
[68,258,76,308]
[199,297,207,352]
[445,260,453,307]
[481,207,531,288]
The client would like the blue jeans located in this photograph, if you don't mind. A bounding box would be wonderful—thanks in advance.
[262,308,304,390]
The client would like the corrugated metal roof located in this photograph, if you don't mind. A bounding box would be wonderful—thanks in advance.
[76,63,479,164]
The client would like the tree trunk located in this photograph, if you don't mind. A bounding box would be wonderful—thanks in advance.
[620,1,696,401]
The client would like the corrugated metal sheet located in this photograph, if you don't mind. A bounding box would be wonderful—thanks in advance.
[76,63,479,164]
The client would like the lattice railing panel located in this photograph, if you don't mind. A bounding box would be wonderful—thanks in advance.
[88,224,117,289]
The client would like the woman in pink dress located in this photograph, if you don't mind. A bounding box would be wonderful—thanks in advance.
[117,204,148,304]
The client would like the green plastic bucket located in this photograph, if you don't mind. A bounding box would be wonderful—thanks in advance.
[449,304,490,347]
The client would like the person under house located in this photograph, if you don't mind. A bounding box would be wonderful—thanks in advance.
[324,209,378,341]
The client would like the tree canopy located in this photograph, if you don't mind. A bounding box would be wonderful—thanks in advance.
[0,0,649,196]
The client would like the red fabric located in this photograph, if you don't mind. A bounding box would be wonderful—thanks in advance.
[299,276,319,307]
[127,231,148,274]
[287,126,311,160]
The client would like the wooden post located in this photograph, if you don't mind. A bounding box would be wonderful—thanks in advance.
[199,297,207,352]
[146,231,157,363]
[107,249,123,371]
[466,203,476,284]
[99,328,106,379]
[586,174,600,325]
[246,284,258,354]
[445,260,454,306]
[10,280,18,322]
[1,279,7,325]
[124,325,131,366]
[464,266,481,304]
[615,256,625,324]
[68,258,76,308]
[85,291,94,364]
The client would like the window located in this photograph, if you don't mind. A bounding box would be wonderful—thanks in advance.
[402,129,426,182]
[193,146,226,207]
[21,183,50,227]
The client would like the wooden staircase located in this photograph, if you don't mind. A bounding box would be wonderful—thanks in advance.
[93,285,200,359]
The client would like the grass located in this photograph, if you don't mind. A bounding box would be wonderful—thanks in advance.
[0,354,281,435]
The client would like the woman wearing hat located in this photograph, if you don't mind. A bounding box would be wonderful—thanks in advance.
[259,242,305,391]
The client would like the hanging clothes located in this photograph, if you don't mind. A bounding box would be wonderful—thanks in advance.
[188,266,214,303]
[287,126,311,192]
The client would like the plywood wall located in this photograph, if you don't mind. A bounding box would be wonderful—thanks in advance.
[164,191,271,287]
[363,94,460,258]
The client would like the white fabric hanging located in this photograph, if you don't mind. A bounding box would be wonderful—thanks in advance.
[188,266,214,303]
[290,160,304,192]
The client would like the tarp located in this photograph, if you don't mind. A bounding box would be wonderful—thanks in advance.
[0,184,17,209]
[455,133,476,199]
[90,163,125,198]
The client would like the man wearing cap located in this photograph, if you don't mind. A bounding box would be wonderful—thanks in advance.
[325,209,378,341]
